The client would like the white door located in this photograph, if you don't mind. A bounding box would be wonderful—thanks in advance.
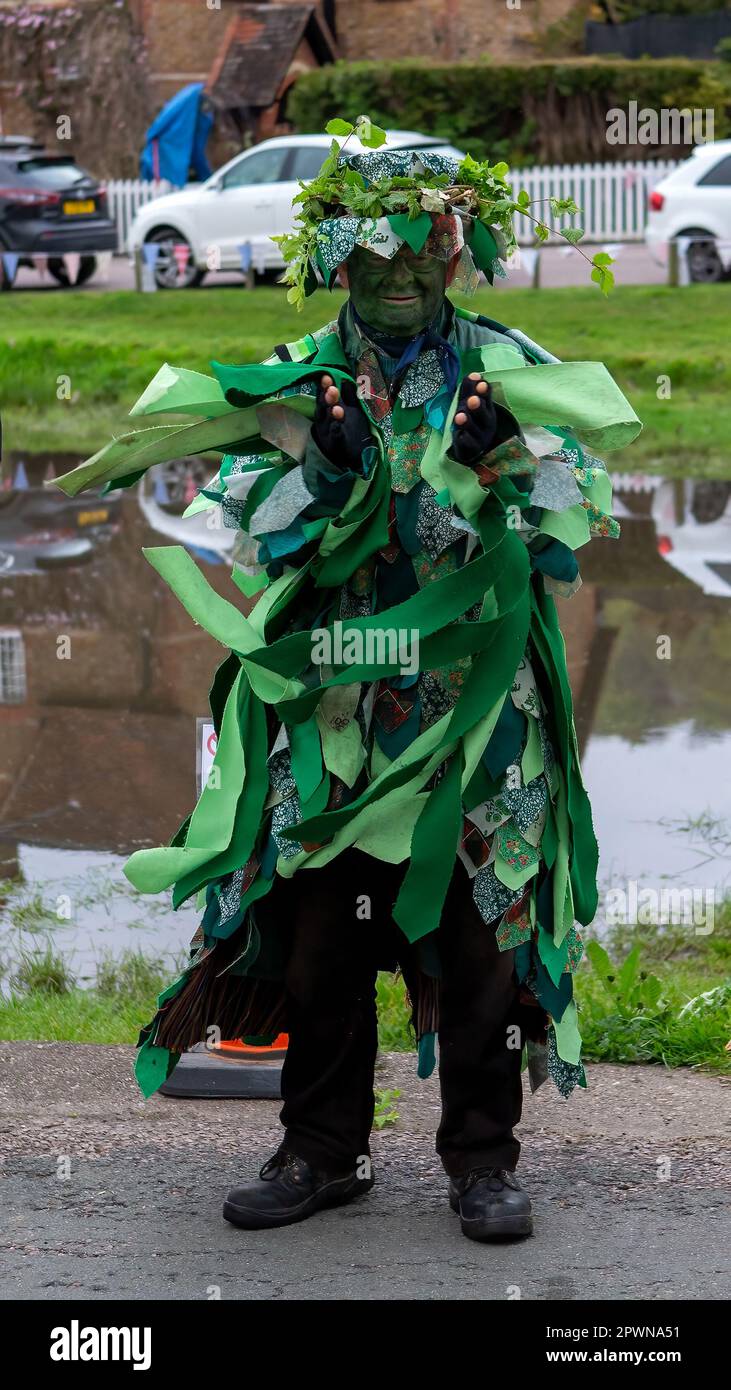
[193,145,293,270]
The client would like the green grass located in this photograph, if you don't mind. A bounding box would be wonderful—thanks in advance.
[1,283,729,473]
[2,919,727,1077]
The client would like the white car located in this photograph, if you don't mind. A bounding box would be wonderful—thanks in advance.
[128,130,465,289]
[651,479,731,598]
[645,140,731,282]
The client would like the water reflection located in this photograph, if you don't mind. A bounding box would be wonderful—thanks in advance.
[1,461,730,973]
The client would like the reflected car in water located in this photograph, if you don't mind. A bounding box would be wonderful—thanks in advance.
[651,479,731,597]
[0,479,121,573]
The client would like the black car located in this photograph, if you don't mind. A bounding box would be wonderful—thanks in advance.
[0,136,117,289]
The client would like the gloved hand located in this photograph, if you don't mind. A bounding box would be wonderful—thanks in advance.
[312,373,373,472]
[451,372,499,466]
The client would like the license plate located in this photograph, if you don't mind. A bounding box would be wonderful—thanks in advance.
[77,508,108,526]
[63,199,95,215]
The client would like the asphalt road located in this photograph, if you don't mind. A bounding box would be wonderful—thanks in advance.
[0,1043,728,1301]
[6,243,669,295]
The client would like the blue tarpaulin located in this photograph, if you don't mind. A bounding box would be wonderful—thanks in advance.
[140,83,213,187]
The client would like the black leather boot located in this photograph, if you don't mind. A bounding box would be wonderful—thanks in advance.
[223,1150,375,1230]
[448,1167,533,1241]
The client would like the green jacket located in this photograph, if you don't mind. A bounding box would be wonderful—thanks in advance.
[54,299,641,1100]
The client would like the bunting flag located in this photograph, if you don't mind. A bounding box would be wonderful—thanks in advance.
[173,242,190,281]
[63,252,81,285]
[1,252,19,285]
[142,242,161,269]
[13,461,29,490]
[239,242,252,274]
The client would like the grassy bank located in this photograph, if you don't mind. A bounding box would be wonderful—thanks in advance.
[1,284,729,474]
[2,913,729,1075]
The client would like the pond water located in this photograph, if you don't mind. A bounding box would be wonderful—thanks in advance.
[1,459,730,982]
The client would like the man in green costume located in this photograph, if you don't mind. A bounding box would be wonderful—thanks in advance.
[55,138,640,1241]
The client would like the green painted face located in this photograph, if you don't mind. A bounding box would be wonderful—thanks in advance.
[344,242,448,336]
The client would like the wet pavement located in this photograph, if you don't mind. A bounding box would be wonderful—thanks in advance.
[0,1044,728,1300]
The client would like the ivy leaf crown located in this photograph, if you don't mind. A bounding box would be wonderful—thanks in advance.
[273,114,614,307]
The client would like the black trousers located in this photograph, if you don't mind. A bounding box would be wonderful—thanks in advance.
[256,848,524,1178]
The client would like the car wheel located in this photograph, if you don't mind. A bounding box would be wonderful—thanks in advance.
[677,229,725,283]
[690,481,731,525]
[48,255,98,287]
[143,228,205,289]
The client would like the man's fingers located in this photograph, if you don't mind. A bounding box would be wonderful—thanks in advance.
[455,411,467,426]
[332,403,345,420]
[466,394,481,411]
[324,385,340,406]
[320,374,334,389]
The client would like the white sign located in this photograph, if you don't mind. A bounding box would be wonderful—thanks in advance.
[196,717,217,796]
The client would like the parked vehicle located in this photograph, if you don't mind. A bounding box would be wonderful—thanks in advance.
[0,136,117,290]
[645,140,731,282]
[651,479,731,598]
[127,131,465,289]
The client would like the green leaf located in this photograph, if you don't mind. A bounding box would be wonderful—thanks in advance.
[586,934,617,989]
[534,222,550,243]
[562,227,584,245]
[355,115,388,148]
[617,946,640,996]
[490,161,509,179]
[325,118,354,137]
[550,196,580,217]
[592,252,614,267]
[517,189,531,208]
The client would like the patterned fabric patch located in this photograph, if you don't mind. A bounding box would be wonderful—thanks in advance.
[387,420,432,493]
[399,349,445,410]
[339,586,373,620]
[249,465,315,535]
[531,455,584,513]
[582,498,621,538]
[472,863,523,925]
[500,776,548,838]
[268,748,296,799]
[496,821,540,872]
[424,213,464,261]
[418,670,456,729]
[547,1024,586,1098]
[413,546,458,588]
[510,655,542,717]
[271,793,302,860]
[315,216,361,273]
[564,925,584,972]
[485,436,539,478]
[343,149,460,183]
[415,481,458,554]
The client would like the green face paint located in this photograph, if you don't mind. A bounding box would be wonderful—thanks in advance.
[345,242,448,336]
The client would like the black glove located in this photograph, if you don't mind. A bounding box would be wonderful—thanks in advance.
[312,374,373,472]
[451,372,499,466]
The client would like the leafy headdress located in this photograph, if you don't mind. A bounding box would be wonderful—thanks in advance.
[275,115,614,309]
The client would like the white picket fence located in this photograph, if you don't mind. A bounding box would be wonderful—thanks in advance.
[510,160,678,244]
[106,178,171,252]
[106,161,679,254]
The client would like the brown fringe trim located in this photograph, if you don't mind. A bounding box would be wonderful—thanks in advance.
[155,936,287,1052]
[401,963,440,1040]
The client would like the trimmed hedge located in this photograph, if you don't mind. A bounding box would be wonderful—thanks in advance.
[287,59,731,165]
